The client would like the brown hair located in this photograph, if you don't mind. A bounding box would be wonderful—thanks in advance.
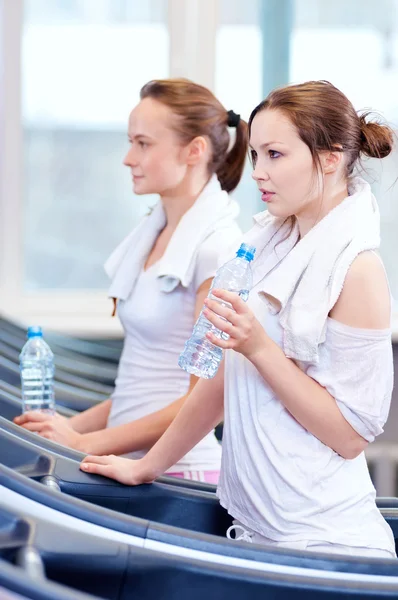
[248,80,394,178]
[140,78,248,193]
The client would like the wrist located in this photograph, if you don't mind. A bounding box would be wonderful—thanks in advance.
[138,455,162,483]
[245,332,274,365]
[75,433,93,454]
[68,415,80,433]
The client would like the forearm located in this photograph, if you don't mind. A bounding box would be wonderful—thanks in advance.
[69,399,112,434]
[77,373,204,455]
[78,392,189,455]
[250,342,367,459]
[79,376,223,456]
[139,367,224,479]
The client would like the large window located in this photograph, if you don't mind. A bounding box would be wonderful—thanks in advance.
[1,0,398,333]
[23,0,168,290]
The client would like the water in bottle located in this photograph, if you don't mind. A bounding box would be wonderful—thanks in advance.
[19,326,55,414]
[178,243,256,379]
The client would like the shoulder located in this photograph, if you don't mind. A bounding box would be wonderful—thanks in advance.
[330,251,391,329]
[191,225,242,292]
[197,224,242,265]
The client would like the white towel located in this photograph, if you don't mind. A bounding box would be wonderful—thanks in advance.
[242,176,380,363]
[105,174,240,301]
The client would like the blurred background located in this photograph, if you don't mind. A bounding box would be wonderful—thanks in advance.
[0,0,398,491]
[1,0,398,333]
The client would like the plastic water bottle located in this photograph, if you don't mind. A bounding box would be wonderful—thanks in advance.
[19,326,55,414]
[178,243,256,379]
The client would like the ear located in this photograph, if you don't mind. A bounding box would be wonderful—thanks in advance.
[184,136,208,166]
[319,146,344,175]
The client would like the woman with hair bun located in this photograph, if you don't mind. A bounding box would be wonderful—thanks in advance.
[82,81,396,557]
[15,78,248,484]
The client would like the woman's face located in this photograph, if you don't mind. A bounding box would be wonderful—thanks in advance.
[250,108,322,219]
[124,97,189,196]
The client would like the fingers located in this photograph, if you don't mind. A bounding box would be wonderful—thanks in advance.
[81,455,115,465]
[204,298,239,324]
[14,412,53,425]
[80,462,115,478]
[206,331,232,349]
[20,421,48,433]
[203,309,234,336]
[80,455,117,479]
[211,289,247,314]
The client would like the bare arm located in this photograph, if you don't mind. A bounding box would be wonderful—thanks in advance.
[80,360,225,483]
[14,397,113,437]
[15,278,216,453]
[249,346,367,460]
[69,399,112,434]
[15,377,194,454]
[203,251,391,461]
[138,361,224,478]
[77,376,197,454]
[75,276,213,454]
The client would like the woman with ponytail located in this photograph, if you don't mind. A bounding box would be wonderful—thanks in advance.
[15,78,248,483]
[80,81,397,557]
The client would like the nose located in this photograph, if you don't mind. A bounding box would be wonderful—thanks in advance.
[123,145,139,168]
[251,163,270,183]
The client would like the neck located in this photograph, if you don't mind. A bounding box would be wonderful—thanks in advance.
[160,169,212,230]
[296,177,349,238]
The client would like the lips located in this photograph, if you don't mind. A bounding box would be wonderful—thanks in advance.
[260,190,275,202]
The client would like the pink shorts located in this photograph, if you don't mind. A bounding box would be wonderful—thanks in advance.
[166,470,219,484]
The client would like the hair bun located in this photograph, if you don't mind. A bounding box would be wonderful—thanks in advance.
[359,113,394,159]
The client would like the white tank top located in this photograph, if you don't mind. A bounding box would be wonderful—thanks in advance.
[107,260,224,472]
[105,175,241,471]
[217,277,395,553]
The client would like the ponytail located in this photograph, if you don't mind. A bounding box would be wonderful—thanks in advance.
[141,78,248,194]
[216,118,248,193]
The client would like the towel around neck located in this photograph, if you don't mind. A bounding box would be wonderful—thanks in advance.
[242,176,381,363]
[105,174,240,302]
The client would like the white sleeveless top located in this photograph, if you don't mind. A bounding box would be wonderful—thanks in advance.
[107,176,242,472]
[108,260,223,471]
[217,275,395,553]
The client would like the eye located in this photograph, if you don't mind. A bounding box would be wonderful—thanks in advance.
[250,149,257,166]
[138,141,148,149]
[269,150,281,159]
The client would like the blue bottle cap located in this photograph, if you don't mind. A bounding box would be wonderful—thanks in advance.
[236,243,256,262]
[27,326,43,338]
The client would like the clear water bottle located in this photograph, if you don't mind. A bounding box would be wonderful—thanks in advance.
[19,326,55,414]
[178,243,256,379]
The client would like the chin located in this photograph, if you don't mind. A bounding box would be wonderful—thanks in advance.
[132,186,147,195]
[266,204,293,220]
[265,204,282,217]
[132,182,151,195]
